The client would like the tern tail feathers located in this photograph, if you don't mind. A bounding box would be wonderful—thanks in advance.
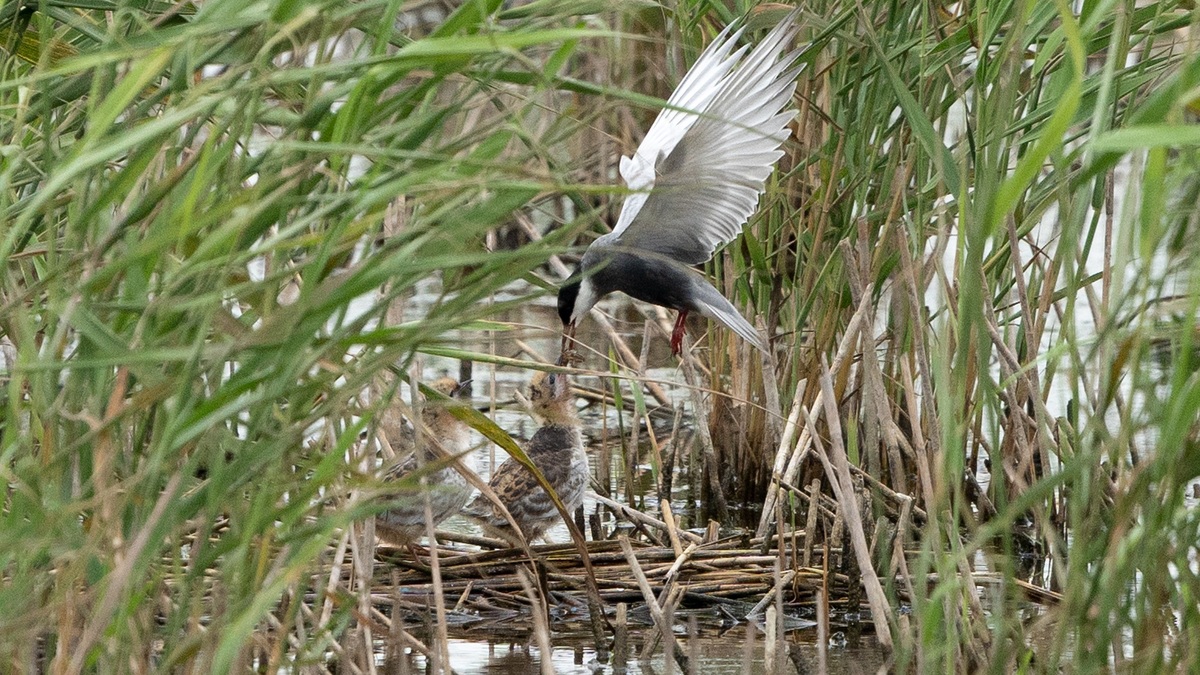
[690,278,767,353]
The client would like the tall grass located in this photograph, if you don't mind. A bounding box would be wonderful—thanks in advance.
[0,0,601,669]
[673,0,1200,670]
[2,0,1199,671]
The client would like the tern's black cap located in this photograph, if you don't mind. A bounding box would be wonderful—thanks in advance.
[557,278,580,326]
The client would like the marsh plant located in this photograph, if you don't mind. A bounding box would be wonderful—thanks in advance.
[1,0,1199,671]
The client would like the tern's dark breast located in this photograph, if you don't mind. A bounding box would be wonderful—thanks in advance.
[588,249,701,312]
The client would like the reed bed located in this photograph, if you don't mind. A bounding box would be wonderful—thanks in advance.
[3,0,1200,672]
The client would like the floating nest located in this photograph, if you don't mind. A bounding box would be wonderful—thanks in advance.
[373,533,869,640]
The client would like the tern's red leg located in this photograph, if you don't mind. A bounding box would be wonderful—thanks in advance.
[670,310,689,356]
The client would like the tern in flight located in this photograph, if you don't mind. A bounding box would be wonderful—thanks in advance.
[557,11,802,358]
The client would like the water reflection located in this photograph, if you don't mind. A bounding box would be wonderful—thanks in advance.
[394,630,887,674]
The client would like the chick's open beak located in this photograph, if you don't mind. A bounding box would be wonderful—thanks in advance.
[451,379,473,398]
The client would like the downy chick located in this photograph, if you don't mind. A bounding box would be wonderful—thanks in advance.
[375,377,476,548]
[466,371,587,544]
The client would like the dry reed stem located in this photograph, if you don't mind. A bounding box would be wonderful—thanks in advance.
[764,604,778,673]
[347,523,379,675]
[891,495,918,609]
[746,570,797,619]
[686,615,700,675]
[898,357,936,515]
[426,530,514,550]
[309,603,371,675]
[679,336,729,519]
[979,290,1058,446]
[768,381,807,493]
[619,535,689,672]
[802,478,822,567]
[757,290,872,537]
[895,222,939,513]
[613,602,629,673]
[517,567,556,675]
[741,622,757,675]
[859,320,910,492]
[758,318,784,444]
[641,584,687,674]
[264,609,335,675]
[660,501,684,558]
[420,489,450,672]
[814,359,894,648]
[589,491,703,544]
[320,530,351,631]
[387,569,425,669]
[657,542,701,608]
[846,462,927,522]
[67,472,182,673]
[661,405,686,505]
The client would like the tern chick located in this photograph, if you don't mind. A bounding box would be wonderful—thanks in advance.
[466,371,587,545]
[375,377,475,548]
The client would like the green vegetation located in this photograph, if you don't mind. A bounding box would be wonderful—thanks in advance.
[1,0,1198,671]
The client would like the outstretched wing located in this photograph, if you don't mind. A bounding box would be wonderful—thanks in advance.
[609,11,802,265]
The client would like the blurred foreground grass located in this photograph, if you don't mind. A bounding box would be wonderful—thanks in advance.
[2,0,1200,671]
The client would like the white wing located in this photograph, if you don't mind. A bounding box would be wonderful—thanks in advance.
[611,21,746,237]
[609,11,802,265]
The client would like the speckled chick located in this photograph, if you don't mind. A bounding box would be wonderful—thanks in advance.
[467,371,587,544]
[375,377,476,548]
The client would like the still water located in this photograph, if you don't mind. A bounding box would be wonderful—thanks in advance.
[397,630,887,674]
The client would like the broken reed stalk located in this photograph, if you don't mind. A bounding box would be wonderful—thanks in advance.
[422,492,451,670]
[320,529,351,632]
[817,587,828,673]
[613,602,629,673]
[764,605,778,674]
[815,358,894,648]
[643,585,686,674]
[660,501,685,558]
[346,527,376,673]
[773,502,786,669]
[402,367,451,672]
[802,478,822,567]
[757,318,784,443]
[757,291,873,538]
[765,382,806,518]
[619,535,689,673]
[678,336,729,520]
[742,622,758,675]
[687,615,700,675]
[517,567,556,675]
